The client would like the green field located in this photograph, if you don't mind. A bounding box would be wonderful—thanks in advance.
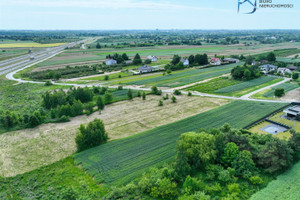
[250,161,300,200]
[36,56,103,67]
[114,63,241,87]
[74,101,287,186]
[277,57,300,63]
[214,76,282,96]
[263,82,299,97]
[0,158,106,199]
[187,77,242,93]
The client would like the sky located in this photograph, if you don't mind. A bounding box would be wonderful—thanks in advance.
[0,0,299,30]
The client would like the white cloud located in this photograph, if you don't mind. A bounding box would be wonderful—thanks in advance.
[0,0,229,12]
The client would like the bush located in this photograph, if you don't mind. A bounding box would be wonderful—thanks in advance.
[44,80,52,86]
[174,90,181,95]
[58,115,70,123]
[249,176,263,185]
[188,91,192,96]
[75,119,108,152]
[274,88,285,97]
[158,100,163,106]
[171,96,177,103]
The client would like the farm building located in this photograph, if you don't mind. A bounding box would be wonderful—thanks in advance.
[180,58,189,66]
[284,105,300,119]
[125,60,133,64]
[259,64,277,73]
[105,58,117,66]
[223,58,239,63]
[277,68,292,74]
[147,55,158,62]
[210,57,221,66]
[288,66,298,71]
[138,65,154,74]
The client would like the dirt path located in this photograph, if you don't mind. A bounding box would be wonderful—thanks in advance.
[281,88,300,102]
[0,95,230,177]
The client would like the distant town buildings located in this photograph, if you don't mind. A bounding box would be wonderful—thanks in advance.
[259,64,277,74]
[277,68,292,75]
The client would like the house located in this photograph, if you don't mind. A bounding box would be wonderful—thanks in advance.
[251,61,257,66]
[223,58,240,63]
[210,57,221,66]
[180,58,189,66]
[138,65,154,74]
[277,68,292,75]
[259,64,277,73]
[125,60,133,65]
[288,66,298,71]
[105,58,117,66]
[147,55,158,62]
[284,106,300,120]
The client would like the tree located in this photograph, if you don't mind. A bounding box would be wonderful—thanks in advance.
[288,130,300,160]
[232,150,256,178]
[29,110,42,128]
[104,75,109,81]
[75,119,108,152]
[96,42,101,49]
[274,88,285,97]
[85,103,94,115]
[133,53,142,65]
[222,142,239,167]
[167,69,172,75]
[175,132,216,173]
[267,52,276,62]
[245,56,254,65]
[258,138,294,173]
[174,90,181,95]
[104,92,113,104]
[292,73,299,80]
[171,55,181,65]
[121,53,129,61]
[142,92,146,100]
[127,89,133,100]
[71,100,84,116]
[158,100,163,106]
[188,55,195,65]
[151,86,158,94]
[144,59,152,64]
[96,96,105,110]
[171,96,177,103]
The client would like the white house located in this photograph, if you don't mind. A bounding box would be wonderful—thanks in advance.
[105,58,117,66]
[180,58,189,66]
[147,55,158,62]
[138,65,154,74]
[284,105,300,119]
[210,57,221,66]
[259,64,277,73]
[277,68,292,75]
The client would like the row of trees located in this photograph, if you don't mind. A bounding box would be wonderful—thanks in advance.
[231,65,261,80]
[106,124,300,199]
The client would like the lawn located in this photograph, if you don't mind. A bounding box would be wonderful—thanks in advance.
[187,76,242,93]
[0,157,107,199]
[0,42,66,48]
[113,63,241,87]
[269,112,300,132]
[83,71,134,81]
[215,76,283,97]
[74,101,287,186]
[250,161,300,200]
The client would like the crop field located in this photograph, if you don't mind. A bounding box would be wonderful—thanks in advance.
[263,82,299,97]
[277,57,300,62]
[113,63,241,87]
[0,42,66,48]
[214,76,282,96]
[187,77,242,93]
[250,161,300,200]
[36,56,103,67]
[74,101,287,186]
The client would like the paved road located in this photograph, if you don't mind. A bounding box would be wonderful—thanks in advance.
[0,39,90,76]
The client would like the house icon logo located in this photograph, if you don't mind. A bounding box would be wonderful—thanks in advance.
[238,0,257,14]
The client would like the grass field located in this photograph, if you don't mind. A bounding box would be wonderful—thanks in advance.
[215,76,283,97]
[250,161,300,200]
[263,82,299,97]
[74,101,287,186]
[0,42,66,48]
[0,158,106,199]
[112,63,241,87]
[248,121,291,140]
[0,95,230,177]
[277,57,300,63]
[187,77,242,93]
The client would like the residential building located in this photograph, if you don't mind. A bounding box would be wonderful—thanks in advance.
[223,58,240,63]
[288,66,298,71]
[210,57,221,66]
[284,106,300,119]
[147,55,158,62]
[180,58,189,66]
[138,65,154,74]
[277,68,292,75]
[259,64,277,73]
[105,58,117,66]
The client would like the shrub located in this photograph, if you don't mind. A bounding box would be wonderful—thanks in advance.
[188,91,192,96]
[171,96,177,103]
[249,176,263,185]
[104,92,113,104]
[75,119,108,152]
[274,88,285,97]
[44,80,52,86]
[174,90,181,95]
[158,100,163,106]
[58,115,70,123]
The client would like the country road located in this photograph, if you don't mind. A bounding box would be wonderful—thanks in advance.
[2,42,297,104]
